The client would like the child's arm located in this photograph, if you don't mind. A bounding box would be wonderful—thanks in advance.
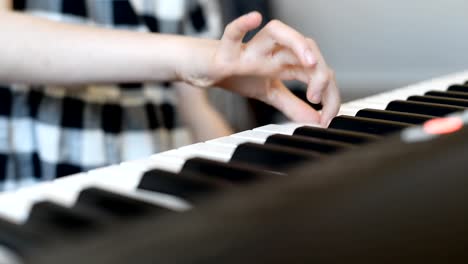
[0,11,339,124]
[0,11,196,85]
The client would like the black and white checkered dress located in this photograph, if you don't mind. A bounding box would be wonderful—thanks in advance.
[0,0,222,190]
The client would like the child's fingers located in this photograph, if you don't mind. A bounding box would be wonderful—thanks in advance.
[245,19,317,67]
[220,12,262,62]
[319,70,341,127]
[264,80,321,124]
[277,66,310,84]
[271,48,301,68]
[244,49,301,76]
[305,38,332,104]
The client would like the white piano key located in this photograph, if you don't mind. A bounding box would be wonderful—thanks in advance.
[231,130,276,141]
[254,123,317,134]
[0,183,54,223]
[207,130,273,147]
[206,136,256,147]
[163,143,234,162]
[149,154,185,172]
[40,172,99,206]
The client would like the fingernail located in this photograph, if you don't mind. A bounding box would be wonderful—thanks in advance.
[304,49,316,66]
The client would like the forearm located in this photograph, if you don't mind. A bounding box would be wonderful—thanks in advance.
[0,11,215,85]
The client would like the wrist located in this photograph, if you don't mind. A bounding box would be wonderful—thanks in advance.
[173,37,221,88]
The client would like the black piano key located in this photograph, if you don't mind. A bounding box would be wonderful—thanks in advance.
[447,84,468,93]
[407,95,468,108]
[24,201,105,238]
[138,169,229,200]
[230,142,320,171]
[386,100,465,117]
[181,158,279,184]
[329,115,411,135]
[425,90,468,100]
[0,218,48,255]
[264,134,353,154]
[76,188,168,220]
[293,126,380,144]
[356,109,434,125]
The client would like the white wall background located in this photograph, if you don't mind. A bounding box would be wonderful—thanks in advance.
[271,0,468,101]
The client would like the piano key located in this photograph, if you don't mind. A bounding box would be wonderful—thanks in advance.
[407,95,468,108]
[264,134,353,154]
[169,143,234,162]
[293,126,380,144]
[88,163,191,211]
[425,90,468,100]
[206,130,272,147]
[150,154,185,173]
[149,143,240,174]
[356,109,434,124]
[230,130,276,142]
[230,142,321,171]
[75,188,168,220]
[0,218,47,255]
[447,84,468,93]
[386,100,465,117]
[39,172,107,207]
[253,123,313,135]
[0,184,57,223]
[181,158,281,183]
[138,169,229,201]
[329,115,411,135]
[24,201,104,238]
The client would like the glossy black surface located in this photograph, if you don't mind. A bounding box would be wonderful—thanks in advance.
[265,134,353,154]
[329,115,411,135]
[230,142,321,171]
[356,109,433,124]
[386,100,464,117]
[293,126,380,144]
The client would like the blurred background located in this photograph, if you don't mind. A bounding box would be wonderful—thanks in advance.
[215,0,468,129]
[272,0,468,101]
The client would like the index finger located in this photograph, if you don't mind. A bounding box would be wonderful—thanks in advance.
[319,70,341,126]
[251,19,317,67]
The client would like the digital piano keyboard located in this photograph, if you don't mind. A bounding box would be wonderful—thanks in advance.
[2,71,468,263]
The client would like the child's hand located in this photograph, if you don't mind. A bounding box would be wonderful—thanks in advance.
[190,12,340,126]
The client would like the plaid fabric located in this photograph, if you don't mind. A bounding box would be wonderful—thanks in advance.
[0,0,222,190]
